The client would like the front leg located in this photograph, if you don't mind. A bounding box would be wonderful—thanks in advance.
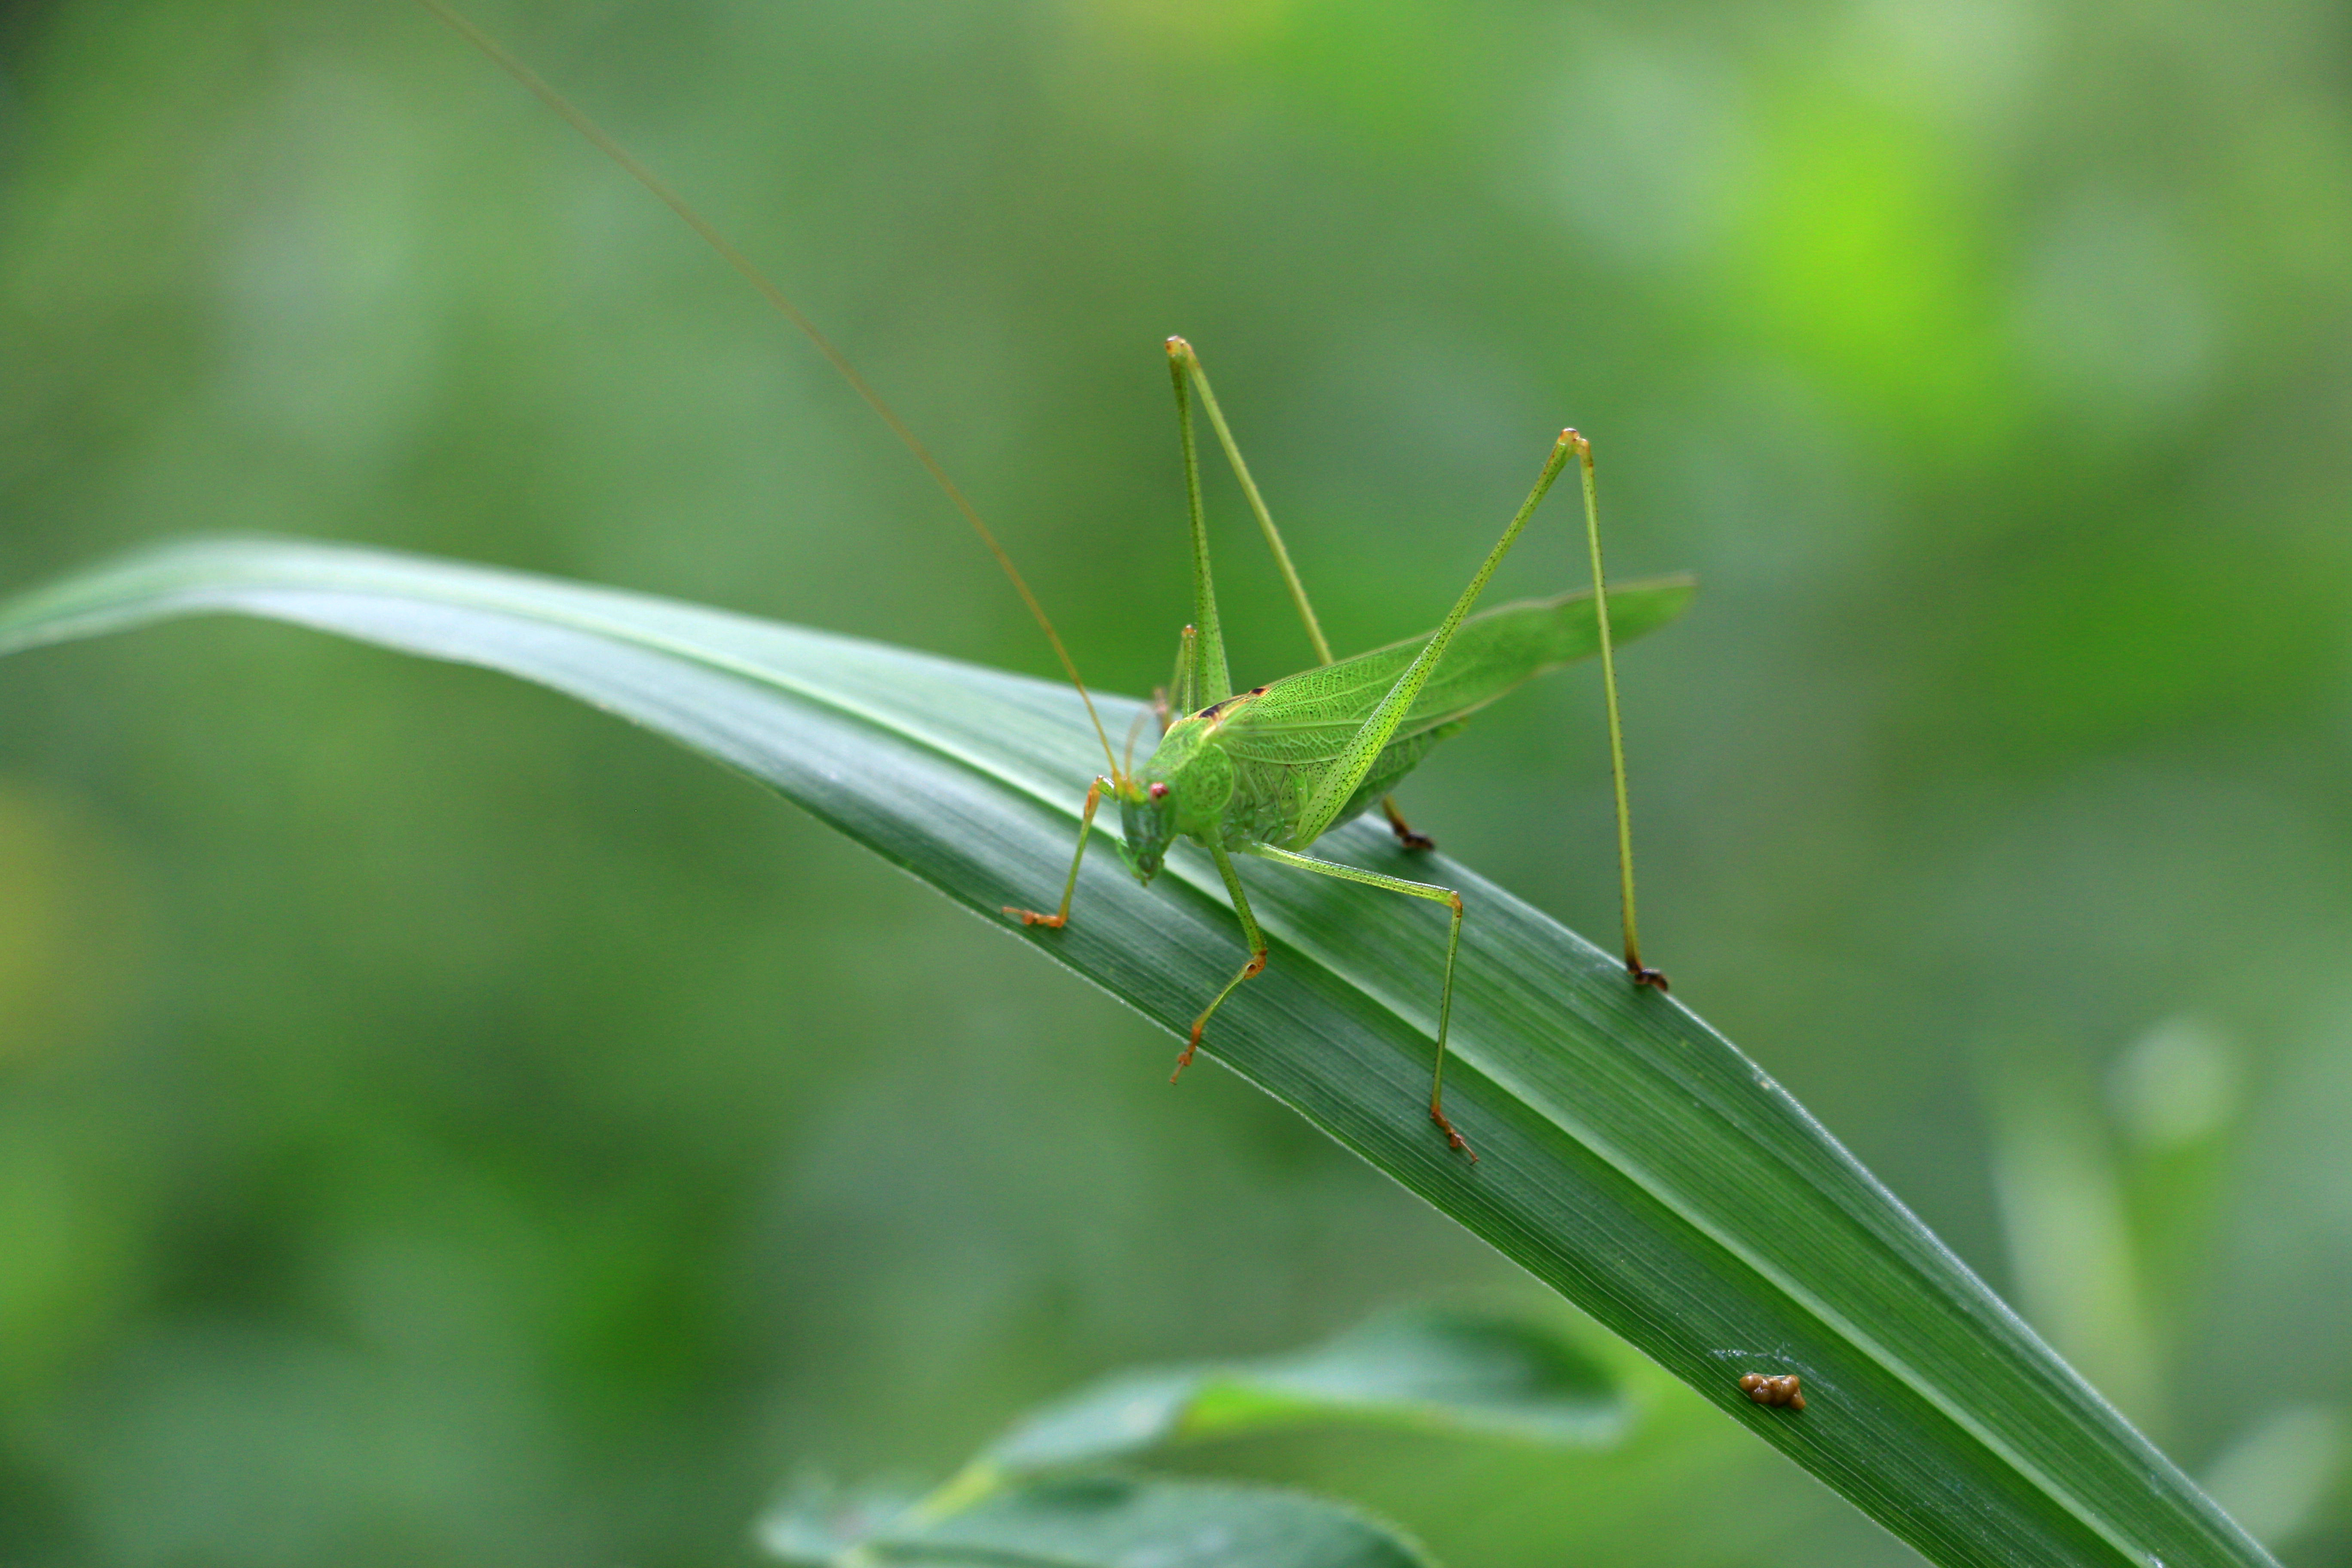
[1003,777,1108,929]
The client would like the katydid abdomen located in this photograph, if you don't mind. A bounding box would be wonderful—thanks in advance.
[1157,579,1693,853]
[1226,582,1691,829]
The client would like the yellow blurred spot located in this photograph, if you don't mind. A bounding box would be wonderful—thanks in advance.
[1078,0,1296,56]
[0,1124,138,1396]
[1987,1054,2161,1426]
[1723,88,2010,456]
[2107,1016,2238,1151]
[0,780,143,1066]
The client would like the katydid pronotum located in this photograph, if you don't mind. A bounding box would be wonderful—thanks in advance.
[423,0,1691,1161]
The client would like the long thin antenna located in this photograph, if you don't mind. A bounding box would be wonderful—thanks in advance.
[1568,432,1665,991]
[416,0,1120,775]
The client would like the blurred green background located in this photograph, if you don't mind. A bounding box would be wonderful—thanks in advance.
[3,0,2349,1563]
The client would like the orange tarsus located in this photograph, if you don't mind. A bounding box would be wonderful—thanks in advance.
[1003,906,1067,928]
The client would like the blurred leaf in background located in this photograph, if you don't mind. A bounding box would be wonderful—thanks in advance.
[1,0,2349,1565]
[761,1303,1618,1568]
[981,1304,1626,1473]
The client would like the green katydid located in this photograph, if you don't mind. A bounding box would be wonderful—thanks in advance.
[422,0,1690,1161]
[1003,340,1687,1158]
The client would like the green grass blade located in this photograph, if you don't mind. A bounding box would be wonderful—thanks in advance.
[0,538,2274,1568]
[985,1304,1627,1470]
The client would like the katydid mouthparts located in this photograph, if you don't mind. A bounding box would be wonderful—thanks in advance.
[421,0,1694,1162]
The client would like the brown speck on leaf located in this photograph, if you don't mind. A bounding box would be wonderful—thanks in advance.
[1741,1373,1805,1410]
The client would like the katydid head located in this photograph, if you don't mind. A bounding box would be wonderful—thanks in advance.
[1118,711,1233,883]
[1118,778,1179,883]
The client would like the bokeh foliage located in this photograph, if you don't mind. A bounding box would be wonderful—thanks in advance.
[0,1,2347,1565]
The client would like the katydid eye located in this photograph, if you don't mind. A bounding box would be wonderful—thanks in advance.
[1148,782,1170,799]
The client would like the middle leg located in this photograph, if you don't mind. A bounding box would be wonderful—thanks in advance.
[1004,776,1109,929]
